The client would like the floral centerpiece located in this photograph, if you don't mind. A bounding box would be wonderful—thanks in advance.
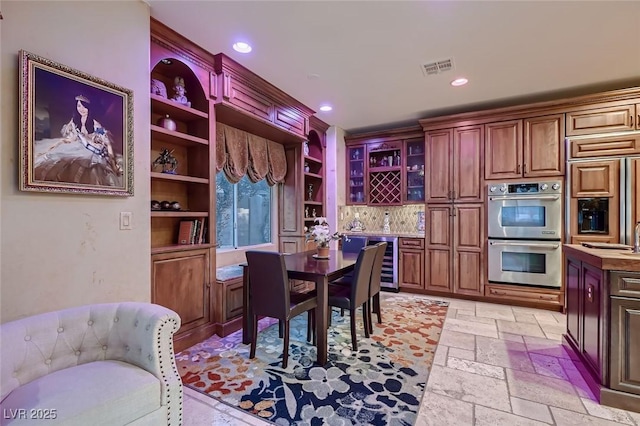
[306,217,341,257]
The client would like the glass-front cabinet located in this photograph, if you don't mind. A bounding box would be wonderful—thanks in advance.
[405,138,425,203]
[347,145,366,204]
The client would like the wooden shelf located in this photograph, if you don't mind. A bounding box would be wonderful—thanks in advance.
[151,243,214,255]
[304,201,323,206]
[151,172,208,184]
[151,124,209,146]
[151,210,209,218]
[151,94,208,120]
[304,172,323,179]
[304,155,323,164]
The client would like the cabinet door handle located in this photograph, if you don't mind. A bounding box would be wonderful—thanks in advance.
[587,284,594,302]
[452,190,456,200]
[631,115,634,128]
[447,190,452,200]
[517,164,521,174]
[523,163,527,174]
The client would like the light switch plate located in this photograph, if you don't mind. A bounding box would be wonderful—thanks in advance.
[120,212,132,230]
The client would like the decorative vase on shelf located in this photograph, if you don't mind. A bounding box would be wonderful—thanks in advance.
[316,246,330,258]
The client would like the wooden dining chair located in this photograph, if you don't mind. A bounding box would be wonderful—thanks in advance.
[245,251,317,368]
[327,245,377,351]
[367,242,387,334]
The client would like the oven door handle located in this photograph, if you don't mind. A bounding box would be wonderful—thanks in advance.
[488,195,560,201]
[489,241,560,250]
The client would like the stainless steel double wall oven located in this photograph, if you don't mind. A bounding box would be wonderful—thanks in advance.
[487,180,563,288]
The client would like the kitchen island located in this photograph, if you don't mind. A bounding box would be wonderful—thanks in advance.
[563,244,640,413]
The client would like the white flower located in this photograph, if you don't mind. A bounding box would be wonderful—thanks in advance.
[306,217,341,248]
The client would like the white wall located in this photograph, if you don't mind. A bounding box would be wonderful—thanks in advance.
[0,1,151,322]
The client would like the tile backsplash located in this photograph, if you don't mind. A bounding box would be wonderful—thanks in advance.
[339,205,425,234]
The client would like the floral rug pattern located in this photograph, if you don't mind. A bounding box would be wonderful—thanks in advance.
[176,295,448,425]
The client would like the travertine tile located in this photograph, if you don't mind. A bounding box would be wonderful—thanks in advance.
[475,404,549,426]
[447,346,475,361]
[506,368,586,413]
[534,311,560,325]
[433,343,448,366]
[456,313,497,325]
[529,352,569,380]
[513,311,539,324]
[456,308,476,317]
[445,307,458,319]
[184,386,220,407]
[415,391,474,426]
[427,365,511,412]
[446,356,505,380]
[444,317,499,338]
[538,321,566,337]
[475,335,535,373]
[510,396,554,423]
[438,329,476,350]
[550,406,632,426]
[498,332,524,343]
[475,305,516,322]
[496,319,546,338]
[581,397,636,424]
[558,358,598,400]
[523,336,571,359]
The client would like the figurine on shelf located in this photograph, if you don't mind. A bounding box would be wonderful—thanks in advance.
[150,78,168,98]
[303,141,310,156]
[312,209,317,218]
[152,148,178,174]
[382,211,391,234]
[305,206,309,218]
[345,212,365,232]
[171,76,191,107]
[308,184,314,201]
[304,162,310,173]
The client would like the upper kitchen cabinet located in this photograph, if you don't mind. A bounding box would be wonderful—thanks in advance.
[425,125,483,203]
[566,102,640,136]
[210,53,314,144]
[484,114,564,180]
[344,126,424,206]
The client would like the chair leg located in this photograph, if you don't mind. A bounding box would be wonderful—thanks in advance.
[374,293,382,324]
[350,308,358,352]
[282,320,290,368]
[367,299,374,334]
[362,302,370,339]
[278,320,284,338]
[307,310,315,343]
[250,315,258,359]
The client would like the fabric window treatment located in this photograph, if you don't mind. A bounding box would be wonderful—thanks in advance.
[216,123,287,185]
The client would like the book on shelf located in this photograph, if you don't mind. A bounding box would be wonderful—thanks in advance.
[177,218,207,245]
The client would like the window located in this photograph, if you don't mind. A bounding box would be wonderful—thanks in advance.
[216,172,272,249]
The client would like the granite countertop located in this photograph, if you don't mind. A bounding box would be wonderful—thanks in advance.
[564,244,640,272]
[343,231,425,239]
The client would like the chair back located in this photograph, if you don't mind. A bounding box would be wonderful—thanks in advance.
[370,242,387,296]
[245,251,290,319]
[342,235,368,254]
[350,245,377,306]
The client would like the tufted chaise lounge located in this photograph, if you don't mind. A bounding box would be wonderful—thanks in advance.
[0,302,182,425]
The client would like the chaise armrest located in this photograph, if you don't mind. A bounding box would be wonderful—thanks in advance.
[1,302,182,424]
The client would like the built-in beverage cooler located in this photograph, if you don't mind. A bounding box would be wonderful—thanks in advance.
[367,236,399,291]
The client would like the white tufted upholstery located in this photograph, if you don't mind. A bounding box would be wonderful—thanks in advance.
[0,302,182,425]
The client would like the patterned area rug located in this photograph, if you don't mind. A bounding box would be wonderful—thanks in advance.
[177,295,448,425]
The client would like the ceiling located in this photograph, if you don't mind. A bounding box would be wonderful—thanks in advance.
[148,1,640,134]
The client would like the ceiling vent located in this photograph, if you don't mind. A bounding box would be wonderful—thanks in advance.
[421,58,454,76]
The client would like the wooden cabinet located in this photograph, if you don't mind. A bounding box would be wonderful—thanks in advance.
[566,103,640,136]
[150,20,217,352]
[426,204,485,296]
[213,275,243,337]
[404,138,426,203]
[568,159,620,244]
[399,238,425,290]
[426,125,483,203]
[346,145,366,205]
[344,126,423,206]
[367,141,403,205]
[485,115,564,180]
[485,284,563,308]
[303,130,325,227]
[152,249,213,353]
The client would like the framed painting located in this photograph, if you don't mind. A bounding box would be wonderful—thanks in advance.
[19,50,134,196]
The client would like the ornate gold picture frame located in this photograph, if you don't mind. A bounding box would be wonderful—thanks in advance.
[19,50,134,196]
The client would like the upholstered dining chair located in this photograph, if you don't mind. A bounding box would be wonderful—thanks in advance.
[327,245,377,351]
[367,242,387,334]
[245,251,317,368]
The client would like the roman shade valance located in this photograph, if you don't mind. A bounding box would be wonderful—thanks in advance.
[215,122,287,185]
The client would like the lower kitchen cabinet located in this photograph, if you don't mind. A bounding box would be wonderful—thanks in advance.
[213,274,244,337]
[151,248,215,353]
[399,237,424,290]
[425,204,484,296]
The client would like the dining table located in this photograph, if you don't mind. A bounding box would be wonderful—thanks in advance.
[242,249,358,365]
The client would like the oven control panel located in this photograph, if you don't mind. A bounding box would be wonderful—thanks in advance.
[488,181,562,195]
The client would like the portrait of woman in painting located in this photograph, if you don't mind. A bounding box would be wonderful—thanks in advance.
[33,93,123,187]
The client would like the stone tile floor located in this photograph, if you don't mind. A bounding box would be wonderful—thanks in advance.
[182,293,640,425]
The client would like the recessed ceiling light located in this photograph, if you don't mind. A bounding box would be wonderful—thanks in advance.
[232,42,252,54]
[451,78,468,87]
[160,59,173,65]
[319,105,333,112]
